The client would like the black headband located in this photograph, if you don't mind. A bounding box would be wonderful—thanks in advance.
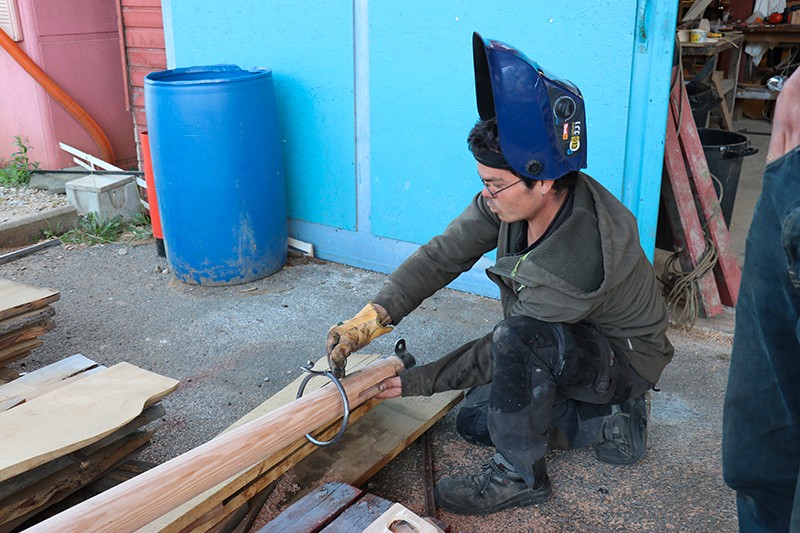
[471,146,513,171]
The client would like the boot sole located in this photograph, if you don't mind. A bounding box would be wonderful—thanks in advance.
[434,478,553,515]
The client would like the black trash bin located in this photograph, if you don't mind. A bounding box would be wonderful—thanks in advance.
[697,128,759,227]
[686,81,722,128]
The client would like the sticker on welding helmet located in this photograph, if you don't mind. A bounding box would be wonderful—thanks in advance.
[568,122,582,153]
[562,122,569,140]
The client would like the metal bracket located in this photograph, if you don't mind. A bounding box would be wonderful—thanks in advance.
[296,361,350,447]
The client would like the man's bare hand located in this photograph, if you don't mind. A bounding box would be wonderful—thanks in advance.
[767,69,800,163]
[375,376,402,399]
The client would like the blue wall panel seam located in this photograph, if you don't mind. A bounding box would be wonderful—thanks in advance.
[354,0,371,234]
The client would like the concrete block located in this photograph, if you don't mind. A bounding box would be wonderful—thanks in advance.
[65,174,141,221]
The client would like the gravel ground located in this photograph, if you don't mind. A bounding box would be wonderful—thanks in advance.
[0,239,738,532]
[0,186,69,225]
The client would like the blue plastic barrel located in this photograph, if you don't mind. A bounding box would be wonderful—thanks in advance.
[144,65,287,285]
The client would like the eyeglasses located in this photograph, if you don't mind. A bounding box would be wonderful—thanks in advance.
[482,178,524,198]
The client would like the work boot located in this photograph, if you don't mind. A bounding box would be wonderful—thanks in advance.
[434,453,552,515]
[595,392,650,465]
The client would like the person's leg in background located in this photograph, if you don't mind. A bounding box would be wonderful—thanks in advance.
[722,147,800,532]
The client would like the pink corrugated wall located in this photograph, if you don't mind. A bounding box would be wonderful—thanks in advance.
[0,0,136,169]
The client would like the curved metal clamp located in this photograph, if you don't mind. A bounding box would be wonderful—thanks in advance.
[295,361,350,447]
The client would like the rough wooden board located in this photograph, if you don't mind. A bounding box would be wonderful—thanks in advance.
[0,319,55,352]
[673,82,742,307]
[0,396,24,411]
[139,354,384,533]
[29,356,406,533]
[0,306,55,337]
[0,362,178,482]
[174,401,380,533]
[0,367,19,385]
[285,390,463,502]
[0,404,165,502]
[362,502,444,533]
[256,482,363,533]
[664,97,723,317]
[0,354,104,406]
[0,279,60,322]
[320,493,394,532]
[0,338,43,367]
[163,374,462,533]
[0,430,153,532]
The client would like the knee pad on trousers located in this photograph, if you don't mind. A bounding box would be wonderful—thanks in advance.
[456,387,494,446]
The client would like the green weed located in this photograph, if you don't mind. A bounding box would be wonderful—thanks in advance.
[60,213,125,245]
[57,211,153,245]
[0,136,39,187]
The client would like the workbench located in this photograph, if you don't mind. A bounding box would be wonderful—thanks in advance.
[736,25,800,104]
[741,24,800,46]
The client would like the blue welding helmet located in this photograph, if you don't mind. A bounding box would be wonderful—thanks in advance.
[472,32,587,180]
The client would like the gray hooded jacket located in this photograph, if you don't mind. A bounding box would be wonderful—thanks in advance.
[374,173,673,396]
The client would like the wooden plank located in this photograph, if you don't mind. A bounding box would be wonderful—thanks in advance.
[0,319,54,352]
[0,354,103,406]
[711,71,734,131]
[190,391,462,533]
[146,353,461,533]
[230,490,273,533]
[0,306,55,337]
[26,356,408,533]
[663,96,724,317]
[320,493,394,533]
[289,392,463,498]
[0,396,24,411]
[0,363,178,482]
[0,404,165,502]
[0,279,59,322]
[173,400,382,533]
[363,503,444,533]
[0,367,19,384]
[0,339,44,364]
[0,339,42,368]
[673,82,742,306]
[0,430,153,531]
[257,482,363,533]
[0,240,60,267]
[85,460,157,494]
[140,354,385,533]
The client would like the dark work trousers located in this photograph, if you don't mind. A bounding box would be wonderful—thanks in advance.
[456,315,651,488]
[722,147,800,532]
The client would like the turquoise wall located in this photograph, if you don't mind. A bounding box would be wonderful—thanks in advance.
[163,1,356,231]
[161,0,677,297]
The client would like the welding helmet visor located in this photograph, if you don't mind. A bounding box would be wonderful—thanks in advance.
[472,32,587,180]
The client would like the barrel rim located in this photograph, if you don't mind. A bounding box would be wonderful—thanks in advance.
[145,64,273,86]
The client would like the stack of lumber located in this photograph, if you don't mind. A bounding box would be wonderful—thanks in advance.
[0,279,60,383]
[0,355,179,532]
[137,353,463,533]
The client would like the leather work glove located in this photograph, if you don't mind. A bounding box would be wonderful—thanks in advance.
[327,303,393,378]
